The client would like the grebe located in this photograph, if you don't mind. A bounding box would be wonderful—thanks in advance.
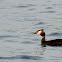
[33,29,62,46]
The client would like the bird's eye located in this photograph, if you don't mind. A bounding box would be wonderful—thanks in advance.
[38,30,40,31]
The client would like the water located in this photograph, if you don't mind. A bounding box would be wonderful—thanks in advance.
[0,0,62,62]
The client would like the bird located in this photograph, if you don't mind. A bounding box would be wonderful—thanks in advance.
[33,29,62,47]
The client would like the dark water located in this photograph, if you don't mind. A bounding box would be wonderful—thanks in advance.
[0,0,62,62]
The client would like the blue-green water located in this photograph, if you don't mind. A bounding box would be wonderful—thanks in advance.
[0,0,62,62]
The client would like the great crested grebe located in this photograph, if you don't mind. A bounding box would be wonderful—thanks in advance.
[33,29,62,46]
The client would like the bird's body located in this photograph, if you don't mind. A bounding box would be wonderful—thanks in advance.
[42,39,62,46]
[33,29,62,47]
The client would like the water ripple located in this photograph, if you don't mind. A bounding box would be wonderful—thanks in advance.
[48,33,62,36]
[16,4,35,8]
[0,55,42,60]
[0,35,17,39]
[6,40,18,42]
[17,5,28,8]
[28,8,35,11]
[21,41,34,44]
[39,11,56,13]
[46,7,53,9]
[35,22,44,25]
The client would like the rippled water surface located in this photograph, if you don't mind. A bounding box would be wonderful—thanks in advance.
[0,0,62,62]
